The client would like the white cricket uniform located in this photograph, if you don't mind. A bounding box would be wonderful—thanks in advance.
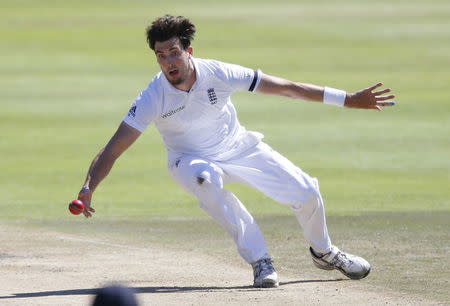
[123,57,332,264]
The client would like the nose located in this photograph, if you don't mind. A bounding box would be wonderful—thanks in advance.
[167,54,176,65]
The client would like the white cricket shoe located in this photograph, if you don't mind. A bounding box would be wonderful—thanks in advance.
[310,246,371,280]
[251,257,279,288]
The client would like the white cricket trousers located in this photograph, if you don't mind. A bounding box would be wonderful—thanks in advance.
[168,142,332,264]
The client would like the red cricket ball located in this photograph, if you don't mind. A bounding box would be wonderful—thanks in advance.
[69,199,85,215]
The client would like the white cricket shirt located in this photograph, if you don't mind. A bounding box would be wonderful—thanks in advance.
[123,57,263,161]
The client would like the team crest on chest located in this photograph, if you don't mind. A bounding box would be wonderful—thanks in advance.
[207,88,218,104]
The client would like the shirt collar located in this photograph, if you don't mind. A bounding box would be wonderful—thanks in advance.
[161,57,200,94]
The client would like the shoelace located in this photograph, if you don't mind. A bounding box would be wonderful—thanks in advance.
[332,251,352,268]
[254,258,274,277]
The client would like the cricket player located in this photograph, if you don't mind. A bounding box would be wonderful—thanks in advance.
[77,15,396,288]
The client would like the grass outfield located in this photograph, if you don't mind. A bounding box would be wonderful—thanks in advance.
[1,0,449,302]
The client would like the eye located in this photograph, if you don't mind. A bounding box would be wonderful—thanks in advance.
[157,53,166,60]
[171,50,180,57]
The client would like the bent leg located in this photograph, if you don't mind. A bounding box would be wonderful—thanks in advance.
[219,143,332,254]
[169,155,268,263]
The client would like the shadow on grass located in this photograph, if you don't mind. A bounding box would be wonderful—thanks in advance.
[0,278,345,299]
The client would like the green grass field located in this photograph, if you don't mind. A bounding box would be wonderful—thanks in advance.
[1,0,449,302]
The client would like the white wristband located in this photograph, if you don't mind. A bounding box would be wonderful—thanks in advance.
[323,87,347,107]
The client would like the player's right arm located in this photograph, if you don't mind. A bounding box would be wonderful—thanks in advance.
[78,121,141,218]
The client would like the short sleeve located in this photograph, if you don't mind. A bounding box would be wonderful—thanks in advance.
[122,86,158,133]
[215,61,262,92]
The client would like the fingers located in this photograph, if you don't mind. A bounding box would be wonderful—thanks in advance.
[367,104,382,111]
[82,201,95,217]
[350,82,396,111]
[376,94,396,101]
[80,201,93,218]
[368,82,383,91]
[77,187,94,218]
[78,198,95,218]
[373,88,391,96]
[83,205,95,218]
[373,86,396,107]
[377,101,396,107]
[83,210,91,218]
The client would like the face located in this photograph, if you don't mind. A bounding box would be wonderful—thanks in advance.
[154,37,194,88]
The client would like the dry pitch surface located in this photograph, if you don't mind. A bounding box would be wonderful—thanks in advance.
[1,223,436,305]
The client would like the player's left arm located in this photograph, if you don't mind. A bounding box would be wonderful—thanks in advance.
[256,73,395,111]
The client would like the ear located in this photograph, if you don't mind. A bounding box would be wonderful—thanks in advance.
[187,46,193,56]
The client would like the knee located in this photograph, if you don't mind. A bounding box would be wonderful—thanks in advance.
[171,158,224,195]
[184,171,223,195]
[291,178,322,210]
[305,178,321,200]
[196,170,218,186]
[192,173,227,214]
[194,171,224,206]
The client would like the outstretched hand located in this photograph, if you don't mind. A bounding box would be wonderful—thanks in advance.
[345,83,396,111]
[78,187,96,218]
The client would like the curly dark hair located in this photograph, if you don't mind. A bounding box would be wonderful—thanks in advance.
[146,15,196,50]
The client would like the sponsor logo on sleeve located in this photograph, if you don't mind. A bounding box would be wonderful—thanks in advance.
[128,105,137,117]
